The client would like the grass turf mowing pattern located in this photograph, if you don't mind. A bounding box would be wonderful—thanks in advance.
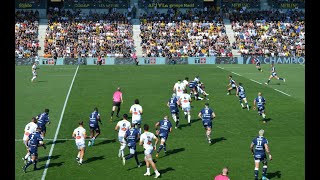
[15,65,304,180]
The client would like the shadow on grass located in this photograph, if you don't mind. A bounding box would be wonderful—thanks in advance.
[159,148,185,158]
[38,155,61,162]
[179,118,201,128]
[263,118,272,123]
[94,139,116,146]
[267,170,281,179]
[210,137,227,145]
[46,140,66,146]
[37,162,65,170]
[159,167,175,175]
[84,155,105,164]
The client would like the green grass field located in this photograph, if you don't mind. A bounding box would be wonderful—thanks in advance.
[15,64,305,180]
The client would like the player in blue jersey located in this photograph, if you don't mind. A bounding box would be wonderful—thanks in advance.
[167,93,180,129]
[88,107,102,146]
[254,56,263,72]
[236,83,250,110]
[250,129,272,180]
[189,79,197,100]
[253,92,267,123]
[122,126,142,167]
[36,108,50,139]
[155,116,173,158]
[23,126,46,173]
[226,75,237,95]
[198,103,216,144]
[265,63,285,85]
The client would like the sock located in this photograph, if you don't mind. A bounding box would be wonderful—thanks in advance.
[240,101,244,107]
[188,115,191,123]
[163,143,166,152]
[262,113,266,119]
[176,119,179,127]
[279,77,283,80]
[246,103,249,109]
[25,159,34,168]
[126,154,133,160]
[254,168,259,179]
[111,111,114,117]
[80,158,83,163]
[228,90,230,93]
[258,68,261,71]
[172,114,177,122]
[155,170,160,174]
[134,153,140,165]
[267,79,270,84]
[157,144,163,153]
[24,152,30,160]
[77,152,80,158]
[116,107,120,116]
[147,168,150,173]
[262,165,267,177]
[33,160,37,169]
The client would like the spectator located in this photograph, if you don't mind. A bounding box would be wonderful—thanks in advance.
[214,167,230,180]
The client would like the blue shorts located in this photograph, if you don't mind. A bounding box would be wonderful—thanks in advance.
[254,153,266,162]
[29,146,38,156]
[89,124,100,132]
[202,120,212,128]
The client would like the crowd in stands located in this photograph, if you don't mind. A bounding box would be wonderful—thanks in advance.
[15,10,40,58]
[229,9,305,57]
[139,8,233,58]
[44,8,135,58]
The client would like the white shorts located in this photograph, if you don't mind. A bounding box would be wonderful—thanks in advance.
[132,119,141,125]
[144,147,153,156]
[182,106,191,112]
[76,141,85,149]
[118,136,126,144]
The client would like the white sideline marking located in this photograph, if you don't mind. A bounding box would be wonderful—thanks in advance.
[250,79,262,85]
[15,138,111,141]
[231,71,242,76]
[217,66,224,69]
[41,65,79,180]
[274,88,291,96]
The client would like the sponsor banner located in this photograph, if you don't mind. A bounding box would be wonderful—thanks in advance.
[64,2,128,9]
[273,2,305,9]
[141,57,166,65]
[64,58,87,65]
[15,1,45,9]
[41,58,55,65]
[146,2,200,8]
[222,1,259,9]
[188,57,216,64]
[243,56,305,64]
[165,57,188,64]
[215,57,238,64]
[15,58,35,65]
[114,57,135,65]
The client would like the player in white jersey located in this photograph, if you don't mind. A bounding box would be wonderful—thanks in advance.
[31,62,37,82]
[139,124,161,178]
[22,117,38,163]
[173,80,185,100]
[114,114,131,158]
[182,77,189,92]
[72,121,87,165]
[129,99,143,133]
[179,89,192,126]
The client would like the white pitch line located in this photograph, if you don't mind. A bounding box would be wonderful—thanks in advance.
[231,71,242,76]
[274,88,291,96]
[15,138,111,141]
[41,65,79,180]
[216,66,224,69]
[250,79,262,85]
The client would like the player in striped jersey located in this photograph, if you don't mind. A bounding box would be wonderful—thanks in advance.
[265,63,285,85]
[253,92,267,123]
[226,75,237,95]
